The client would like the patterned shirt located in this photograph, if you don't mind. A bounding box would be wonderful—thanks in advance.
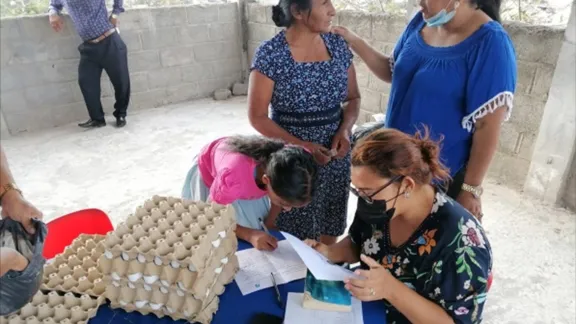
[49,0,124,41]
[349,191,493,324]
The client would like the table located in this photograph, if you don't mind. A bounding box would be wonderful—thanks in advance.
[90,232,387,324]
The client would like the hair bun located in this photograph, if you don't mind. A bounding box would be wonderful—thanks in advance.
[418,139,438,164]
[413,128,448,181]
[271,5,287,27]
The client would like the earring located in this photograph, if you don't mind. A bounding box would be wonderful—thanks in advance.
[404,191,411,199]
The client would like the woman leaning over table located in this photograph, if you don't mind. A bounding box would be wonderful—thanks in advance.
[308,128,492,324]
[182,135,317,251]
[248,0,361,244]
[333,0,517,221]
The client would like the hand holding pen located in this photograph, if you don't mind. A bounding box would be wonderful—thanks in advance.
[247,218,277,251]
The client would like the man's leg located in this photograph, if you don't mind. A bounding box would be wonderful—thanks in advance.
[102,33,130,127]
[78,43,106,128]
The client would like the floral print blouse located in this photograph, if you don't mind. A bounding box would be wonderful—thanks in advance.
[349,191,492,323]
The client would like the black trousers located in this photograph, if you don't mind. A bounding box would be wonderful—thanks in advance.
[78,32,130,121]
[446,167,466,199]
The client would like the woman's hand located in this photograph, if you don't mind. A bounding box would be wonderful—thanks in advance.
[457,191,483,222]
[344,254,394,301]
[0,247,29,277]
[301,142,332,165]
[305,239,339,263]
[249,230,278,251]
[305,239,330,256]
[331,26,361,46]
[1,190,42,234]
[331,128,351,159]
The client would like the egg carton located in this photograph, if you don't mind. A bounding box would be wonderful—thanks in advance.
[0,290,104,324]
[102,195,237,271]
[107,253,238,323]
[100,228,237,298]
[106,252,238,302]
[42,234,106,297]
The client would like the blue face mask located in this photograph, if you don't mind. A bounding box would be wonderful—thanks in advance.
[424,1,459,27]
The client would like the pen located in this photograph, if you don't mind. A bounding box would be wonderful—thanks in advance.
[259,218,271,235]
[270,272,284,309]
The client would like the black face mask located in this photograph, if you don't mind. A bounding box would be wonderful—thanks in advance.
[352,176,404,226]
[356,192,403,225]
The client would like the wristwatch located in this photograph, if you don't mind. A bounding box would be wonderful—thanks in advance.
[0,183,22,205]
[111,14,118,19]
[461,183,483,199]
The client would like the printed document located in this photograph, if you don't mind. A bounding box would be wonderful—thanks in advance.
[281,231,358,281]
[235,240,307,295]
[284,293,364,324]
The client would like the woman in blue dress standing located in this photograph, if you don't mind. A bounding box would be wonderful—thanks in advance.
[334,0,517,221]
[248,0,361,243]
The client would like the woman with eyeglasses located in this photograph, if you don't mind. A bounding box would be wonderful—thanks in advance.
[306,128,492,323]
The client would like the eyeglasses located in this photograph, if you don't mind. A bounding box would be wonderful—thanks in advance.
[349,175,404,204]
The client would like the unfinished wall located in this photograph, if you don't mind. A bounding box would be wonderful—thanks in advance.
[525,1,576,212]
[245,3,565,190]
[0,4,242,134]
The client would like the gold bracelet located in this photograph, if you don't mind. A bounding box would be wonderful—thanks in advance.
[0,183,22,205]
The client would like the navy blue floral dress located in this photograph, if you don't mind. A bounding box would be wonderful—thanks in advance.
[251,30,354,240]
[350,191,493,323]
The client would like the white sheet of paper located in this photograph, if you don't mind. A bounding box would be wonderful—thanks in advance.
[235,240,307,295]
[281,231,358,281]
[284,293,364,324]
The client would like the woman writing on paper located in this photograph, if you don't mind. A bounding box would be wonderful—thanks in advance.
[182,135,317,251]
[307,129,492,323]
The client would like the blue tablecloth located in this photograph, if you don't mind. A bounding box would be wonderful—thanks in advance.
[90,232,387,324]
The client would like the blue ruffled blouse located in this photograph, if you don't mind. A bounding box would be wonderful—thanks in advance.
[385,12,517,176]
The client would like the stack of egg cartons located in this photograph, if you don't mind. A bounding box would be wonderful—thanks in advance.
[0,234,107,324]
[42,234,107,297]
[99,196,239,324]
[0,290,104,324]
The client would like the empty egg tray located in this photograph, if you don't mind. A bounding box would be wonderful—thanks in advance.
[100,227,237,298]
[102,195,237,273]
[107,253,238,324]
[42,234,107,297]
[0,290,104,324]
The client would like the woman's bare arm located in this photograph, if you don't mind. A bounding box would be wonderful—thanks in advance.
[463,107,507,187]
[247,71,309,145]
[348,37,393,83]
[328,236,360,264]
[339,63,361,133]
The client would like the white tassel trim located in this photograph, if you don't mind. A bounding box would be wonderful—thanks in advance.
[461,91,514,132]
[389,54,395,75]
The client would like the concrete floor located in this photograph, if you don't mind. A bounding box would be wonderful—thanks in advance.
[2,97,575,324]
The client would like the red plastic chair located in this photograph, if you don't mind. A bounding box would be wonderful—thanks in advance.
[43,209,114,259]
[487,271,494,292]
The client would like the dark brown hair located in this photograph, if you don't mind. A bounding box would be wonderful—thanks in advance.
[351,128,450,185]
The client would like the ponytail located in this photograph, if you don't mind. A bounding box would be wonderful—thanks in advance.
[472,0,502,23]
[226,135,285,163]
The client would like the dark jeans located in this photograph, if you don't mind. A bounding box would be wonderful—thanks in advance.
[78,32,130,121]
[446,167,466,199]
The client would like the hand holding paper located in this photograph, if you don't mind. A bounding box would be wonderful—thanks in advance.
[281,231,359,281]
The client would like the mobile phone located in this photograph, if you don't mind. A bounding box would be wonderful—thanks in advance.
[248,312,283,324]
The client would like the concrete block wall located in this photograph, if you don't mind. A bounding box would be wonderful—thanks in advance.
[0,4,242,134]
[524,1,576,212]
[245,3,566,189]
